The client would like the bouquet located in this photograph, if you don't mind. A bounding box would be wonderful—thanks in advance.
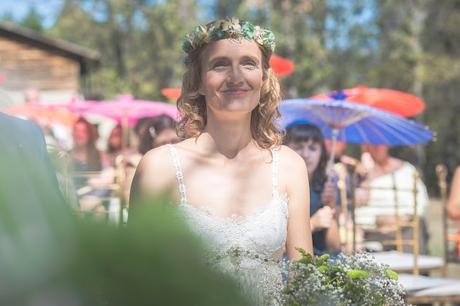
[282,249,406,306]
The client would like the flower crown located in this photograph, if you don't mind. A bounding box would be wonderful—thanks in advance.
[182,18,276,56]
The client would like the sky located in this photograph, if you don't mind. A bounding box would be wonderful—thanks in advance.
[0,0,215,27]
[0,0,65,27]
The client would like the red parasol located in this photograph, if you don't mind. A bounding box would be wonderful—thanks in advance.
[269,55,295,77]
[310,85,425,117]
[161,88,182,101]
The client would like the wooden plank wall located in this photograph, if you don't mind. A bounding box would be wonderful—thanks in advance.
[0,37,80,91]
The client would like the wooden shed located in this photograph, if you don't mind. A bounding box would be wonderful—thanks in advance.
[0,21,99,106]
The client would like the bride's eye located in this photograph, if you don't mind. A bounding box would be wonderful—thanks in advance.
[212,60,228,70]
[242,59,258,69]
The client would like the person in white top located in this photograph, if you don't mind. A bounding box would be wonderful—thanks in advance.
[130,18,312,304]
[448,166,460,220]
[355,144,429,253]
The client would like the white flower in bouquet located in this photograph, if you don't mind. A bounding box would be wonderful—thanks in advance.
[282,249,407,306]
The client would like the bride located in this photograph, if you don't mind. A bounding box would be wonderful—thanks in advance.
[130,18,312,304]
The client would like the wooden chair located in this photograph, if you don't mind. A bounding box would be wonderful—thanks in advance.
[335,162,355,253]
[64,159,127,224]
[437,164,460,276]
[351,169,425,274]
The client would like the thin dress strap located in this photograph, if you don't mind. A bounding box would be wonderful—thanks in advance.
[271,148,280,200]
[166,144,187,205]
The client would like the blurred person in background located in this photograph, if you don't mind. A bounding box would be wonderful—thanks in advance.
[284,123,341,255]
[69,117,110,211]
[103,124,123,168]
[70,117,102,173]
[447,166,460,259]
[355,144,429,253]
[23,88,40,104]
[134,117,153,142]
[0,112,64,208]
[138,115,179,155]
[448,166,460,220]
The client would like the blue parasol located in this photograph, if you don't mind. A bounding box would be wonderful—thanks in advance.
[279,99,434,165]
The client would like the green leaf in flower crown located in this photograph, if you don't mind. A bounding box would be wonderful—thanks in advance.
[193,25,207,44]
[261,30,276,52]
[241,21,255,39]
[182,38,193,53]
[212,28,225,39]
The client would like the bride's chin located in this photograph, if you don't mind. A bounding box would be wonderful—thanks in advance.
[209,101,258,114]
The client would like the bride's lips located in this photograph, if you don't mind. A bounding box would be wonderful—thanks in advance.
[221,88,250,97]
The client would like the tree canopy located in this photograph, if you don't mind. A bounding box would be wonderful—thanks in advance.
[13,0,460,191]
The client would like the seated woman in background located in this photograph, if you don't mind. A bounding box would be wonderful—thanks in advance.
[448,166,460,220]
[70,117,102,173]
[355,144,429,253]
[69,118,111,211]
[284,123,341,255]
[103,124,123,168]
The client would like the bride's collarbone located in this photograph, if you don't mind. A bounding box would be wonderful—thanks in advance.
[183,173,275,214]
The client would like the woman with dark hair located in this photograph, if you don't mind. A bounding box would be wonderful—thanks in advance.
[71,117,102,172]
[138,115,179,155]
[69,117,104,201]
[284,123,341,255]
[103,124,123,168]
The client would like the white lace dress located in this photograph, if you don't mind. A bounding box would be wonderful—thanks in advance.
[167,144,288,305]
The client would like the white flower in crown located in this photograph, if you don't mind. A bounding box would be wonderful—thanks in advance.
[254,26,262,37]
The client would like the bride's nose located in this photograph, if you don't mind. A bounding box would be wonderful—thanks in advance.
[226,64,244,85]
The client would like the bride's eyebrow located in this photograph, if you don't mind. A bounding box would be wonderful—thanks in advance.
[241,55,260,64]
[208,56,230,65]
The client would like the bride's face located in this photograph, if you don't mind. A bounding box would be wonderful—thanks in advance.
[199,39,264,117]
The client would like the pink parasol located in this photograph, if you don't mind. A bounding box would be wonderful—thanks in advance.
[81,95,179,148]
[45,96,99,115]
[82,94,179,126]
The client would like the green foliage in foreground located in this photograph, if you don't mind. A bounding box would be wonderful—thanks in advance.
[283,248,406,306]
[0,190,249,305]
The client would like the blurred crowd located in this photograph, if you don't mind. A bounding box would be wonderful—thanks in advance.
[8,89,460,260]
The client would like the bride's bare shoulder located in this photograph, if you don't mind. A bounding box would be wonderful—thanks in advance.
[135,144,178,193]
[277,145,308,189]
[277,145,307,171]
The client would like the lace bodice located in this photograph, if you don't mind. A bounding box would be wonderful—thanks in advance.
[167,144,288,305]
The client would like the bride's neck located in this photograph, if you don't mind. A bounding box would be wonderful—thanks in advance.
[201,112,253,159]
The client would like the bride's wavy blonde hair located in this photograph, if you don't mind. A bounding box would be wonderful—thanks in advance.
[177,20,283,150]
